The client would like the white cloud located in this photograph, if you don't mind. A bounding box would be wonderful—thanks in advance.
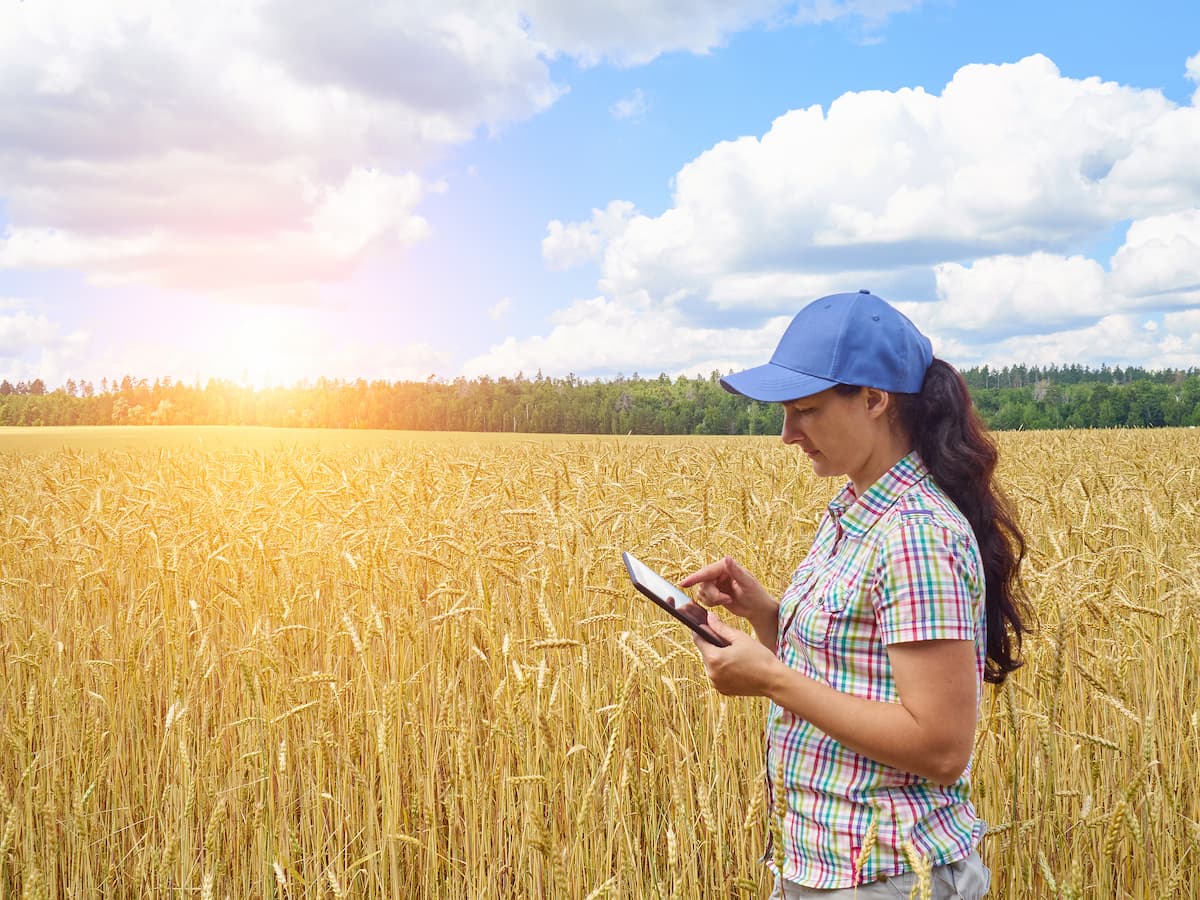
[0,308,91,386]
[0,166,429,297]
[706,268,928,309]
[308,168,429,259]
[261,0,567,142]
[1187,50,1200,103]
[889,205,1200,356]
[34,330,92,389]
[1158,309,1200,363]
[975,314,1156,368]
[0,0,923,304]
[478,242,1191,378]
[888,202,1200,355]
[916,253,1111,338]
[489,297,512,320]
[522,0,784,68]
[586,54,1198,312]
[375,343,455,382]
[883,215,1200,366]
[462,293,791,378]
[1,1,563,167]
[486,52,1200,378]
[610,88,649,120]
[1110,208,1200,300]
[792,0,923,26]
[0,1,560,298]
[968,311,1200,371]
[0,311,59,356]
[543,200,638,271]
[522,0,919,67]
[0,229,164,273]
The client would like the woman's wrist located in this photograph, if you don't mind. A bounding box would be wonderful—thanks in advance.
[750,604,780,648]
[761,653,794,702]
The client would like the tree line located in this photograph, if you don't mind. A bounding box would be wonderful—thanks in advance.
[2,366,1199,433]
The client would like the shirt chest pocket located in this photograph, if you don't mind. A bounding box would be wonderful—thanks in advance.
[789,582,856,651]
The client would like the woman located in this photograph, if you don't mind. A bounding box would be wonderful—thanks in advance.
[682,290,1028,899]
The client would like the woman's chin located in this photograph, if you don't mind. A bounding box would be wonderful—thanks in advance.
[807,455,843,479]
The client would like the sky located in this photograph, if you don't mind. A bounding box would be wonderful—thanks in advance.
[2,0,1199,389]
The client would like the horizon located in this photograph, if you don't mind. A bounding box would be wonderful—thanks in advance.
[4,358,1199,397]
[2,1,1199,389]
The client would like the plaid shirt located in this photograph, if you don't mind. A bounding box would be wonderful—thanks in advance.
[767,452,986,888]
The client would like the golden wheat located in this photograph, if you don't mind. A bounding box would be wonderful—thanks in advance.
[0,428,1197,896]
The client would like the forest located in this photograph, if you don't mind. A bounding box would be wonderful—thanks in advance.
[2,364,1200,434]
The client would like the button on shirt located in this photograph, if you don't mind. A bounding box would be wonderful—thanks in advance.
[767,452,986,889]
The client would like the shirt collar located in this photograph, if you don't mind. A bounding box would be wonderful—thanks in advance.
[826,452,929,538]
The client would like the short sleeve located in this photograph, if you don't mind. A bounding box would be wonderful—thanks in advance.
[873,512,983,645]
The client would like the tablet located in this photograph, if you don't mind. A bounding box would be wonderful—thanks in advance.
[622,551,730,647]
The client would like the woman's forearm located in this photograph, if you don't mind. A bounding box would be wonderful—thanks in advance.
[766,669,964,783]
[749,607,779,650]
[764,641,978,785]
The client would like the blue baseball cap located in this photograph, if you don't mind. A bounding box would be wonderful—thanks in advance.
[720,290,932,402]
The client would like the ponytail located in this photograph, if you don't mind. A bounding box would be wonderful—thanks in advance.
[894,359,1031,683]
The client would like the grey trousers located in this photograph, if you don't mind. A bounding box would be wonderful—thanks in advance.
[769,849,990,899]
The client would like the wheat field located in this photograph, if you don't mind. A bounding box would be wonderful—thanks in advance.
[0,428,1197,898]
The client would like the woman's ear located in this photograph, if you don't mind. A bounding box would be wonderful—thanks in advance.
[864,388,891,418]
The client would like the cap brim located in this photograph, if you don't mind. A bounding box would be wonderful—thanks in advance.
[720,363,839,402]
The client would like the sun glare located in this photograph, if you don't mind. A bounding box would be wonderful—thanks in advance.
[221,307,309,389]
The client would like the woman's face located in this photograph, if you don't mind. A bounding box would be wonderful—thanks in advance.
[780,387,883,483]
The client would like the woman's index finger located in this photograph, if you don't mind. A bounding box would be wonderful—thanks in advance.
[678,560,726,587]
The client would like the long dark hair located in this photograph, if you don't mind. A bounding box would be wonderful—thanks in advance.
[838,359,1031,683]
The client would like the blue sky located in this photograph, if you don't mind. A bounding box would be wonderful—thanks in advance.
[2,0,1199,388]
